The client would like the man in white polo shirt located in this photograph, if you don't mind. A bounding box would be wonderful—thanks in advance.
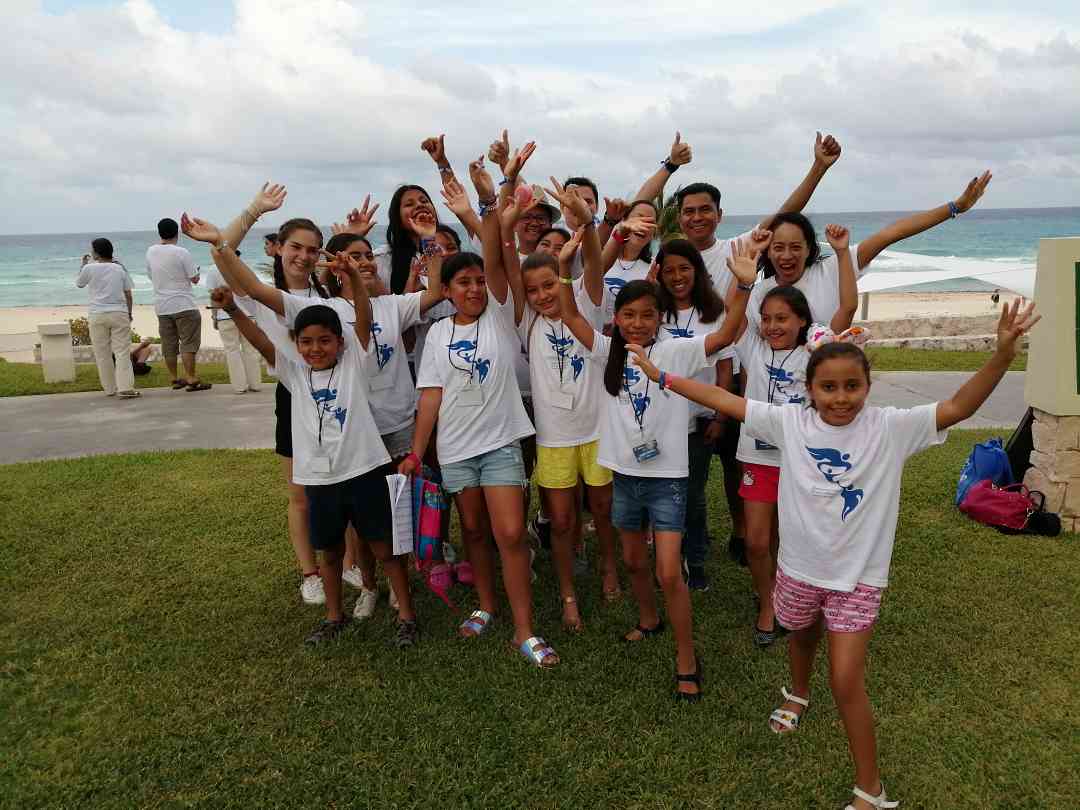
[146,217,211,391]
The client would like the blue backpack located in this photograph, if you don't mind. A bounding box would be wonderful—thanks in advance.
[956,437,1013,505]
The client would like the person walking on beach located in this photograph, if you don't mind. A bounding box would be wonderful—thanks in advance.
[146,217,211,391]
[76,238,140,399]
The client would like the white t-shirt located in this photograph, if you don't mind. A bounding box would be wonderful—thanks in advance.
[76,262,132,315]
[256,286,320,385]
[271,294,390,486]
[146,243,200,316]
[600,258,651,328]
[748,245,866,328]
[202,266,257,321]
[518,278,605,447]
[743,401,947,591]
[416,292,535,465]
[295,292,423,436]
[734,329,809,466]
[656,307,736,430]
[592,334,711,478]
[698,230,753,298]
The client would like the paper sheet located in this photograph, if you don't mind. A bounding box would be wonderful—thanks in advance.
[386,474,413,556]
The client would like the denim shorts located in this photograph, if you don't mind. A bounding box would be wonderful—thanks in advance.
[441,442,528,495]
[611,472,688,533]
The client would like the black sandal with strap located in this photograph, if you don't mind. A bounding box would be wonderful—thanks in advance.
[622,619,665,643]
[674,655,703,703]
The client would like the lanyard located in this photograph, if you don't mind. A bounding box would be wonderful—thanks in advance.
[672,307,696,337]
[623,343,654,432]
[447,315,482,383]
[767,347,799,404]
[546,319,568,384]
[308,363,338,448]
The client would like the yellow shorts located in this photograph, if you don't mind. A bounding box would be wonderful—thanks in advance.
[535,440,613,490]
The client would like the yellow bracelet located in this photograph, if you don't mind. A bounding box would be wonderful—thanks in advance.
[559,277,573,286]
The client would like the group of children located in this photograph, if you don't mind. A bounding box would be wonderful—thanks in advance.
[176,130,1038,810]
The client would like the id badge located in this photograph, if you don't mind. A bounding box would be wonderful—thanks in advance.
[458,383,484,407]
[369,371,394,392]
[550,391,574,410]
[632,436,660,463]
[310,453,332,474]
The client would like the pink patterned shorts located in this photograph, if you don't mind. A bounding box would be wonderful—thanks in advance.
[773,568,883,633]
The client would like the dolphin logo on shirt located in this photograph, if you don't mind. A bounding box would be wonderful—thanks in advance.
[623,366,641,387]
[332,406,347,428]
[630,391,650,421]
[546,332,575,356]
[604,276,628,295]
[663,325,694,338]
[570,355,584,381]
[806,446,864,520]
[311,388,338,405]
[767,363,806,405]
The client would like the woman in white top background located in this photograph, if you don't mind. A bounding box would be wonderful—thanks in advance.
[76,237,138,399]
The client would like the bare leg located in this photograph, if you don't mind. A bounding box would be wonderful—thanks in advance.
[654,529,698,695]
[744,500,778,631]
[829,629,882,810]
[181,351,197,384]
[482,485,540,649]
[542,486,581,628]
[369,539,415,622]
[320,545,345,622]
[621,529,659,638]
[280,457,317,574]
[455,488,496,625]
[586,483,620,596]
[770,617,823,731]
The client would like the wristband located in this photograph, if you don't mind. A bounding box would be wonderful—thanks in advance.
[420,237,440,257]
[477,198,497,216]
[612,230,626,245]
[947,200,961,219]
[223,305,238,315]
[498,177,512,186]
[559,276,573,286]
[603,216,619,227]
[736,281,755,292]
[662,159,679,173]
[659,371,667,390]
[405,452,421,470]
[438,166,453,175]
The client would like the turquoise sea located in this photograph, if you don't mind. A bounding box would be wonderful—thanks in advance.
[0,207,1076,308]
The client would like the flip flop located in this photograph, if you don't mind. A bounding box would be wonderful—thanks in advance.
[171,379,186,390]
[622,620,665,643]
[513,636,559,669]
[185,381,212,391]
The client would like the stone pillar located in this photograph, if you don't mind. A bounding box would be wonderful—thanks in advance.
[1021,237,1080,531]
[37,322,76,383]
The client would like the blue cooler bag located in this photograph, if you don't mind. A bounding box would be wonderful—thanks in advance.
[956,437,1013,505]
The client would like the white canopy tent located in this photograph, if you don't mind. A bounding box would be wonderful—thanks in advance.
[857,250,1037,298]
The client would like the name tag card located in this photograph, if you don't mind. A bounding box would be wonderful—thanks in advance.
[458,383,483,407]
[550,391,574,410]
[369,372,394,392]
[310,454,332,474]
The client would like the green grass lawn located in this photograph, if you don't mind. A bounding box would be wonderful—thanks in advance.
[2,431,1076,808]
[0,348,1026,397]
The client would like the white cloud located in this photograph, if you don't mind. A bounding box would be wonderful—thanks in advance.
[1,0,1078,234]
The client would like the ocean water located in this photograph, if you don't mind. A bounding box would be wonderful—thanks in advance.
[0,207,1075,309]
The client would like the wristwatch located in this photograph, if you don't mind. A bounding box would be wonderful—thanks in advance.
[662,158,679,173]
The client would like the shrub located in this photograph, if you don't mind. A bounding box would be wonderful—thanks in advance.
[67,317,91,346]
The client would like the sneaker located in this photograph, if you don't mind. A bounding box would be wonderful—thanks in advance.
[342,565,366,590]
[687,565,711,592]
[389,581,400,611]
[528,515,552,551]
[727,534,747,567]
[353,586,378,620]
[117,390,141,399]
[304,617,349,645]
[300,574,326,605]
[395,619,419,648]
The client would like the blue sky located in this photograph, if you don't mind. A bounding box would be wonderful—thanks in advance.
[6,1,1080,233]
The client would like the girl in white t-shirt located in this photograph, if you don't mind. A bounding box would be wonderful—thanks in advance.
[558,238,761,701]
[731,224,858,648]
[750,171,993,326]
[624,299,1039,810]
[653,238,737,593]
[400,160,561,669]
[598,200,658,330]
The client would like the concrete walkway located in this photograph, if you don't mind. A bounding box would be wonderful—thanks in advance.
[0,372,1027,466]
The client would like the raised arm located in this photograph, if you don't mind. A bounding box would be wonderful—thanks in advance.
[544,178,603,304]
[936,300,1039,431]
[219,182,288,248]
[557,234,596,351]
[634,132,693,203]
[600,215,656,273]
[627,343,747,422]
[183,213,286,315]
[211,286,275,365]
[330,195,379,240]
[405,213,445,314]
[857,171,991,268]
[477,145,533,306]
[76,257,91,288]
[825,224,858,333]
[762,132,842,229]
[427,140,481,239]
[705,239,765,354]
[498,196,528,324]
[333,252,372,350]
[398,387,442,476]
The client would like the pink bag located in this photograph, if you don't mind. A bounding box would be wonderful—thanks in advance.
[958,480,1038,531]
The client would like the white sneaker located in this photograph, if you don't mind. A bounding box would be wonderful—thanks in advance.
[353,586,378,620]
[300,574,326,605]
[388,581,400,611]
[342,565,366,590]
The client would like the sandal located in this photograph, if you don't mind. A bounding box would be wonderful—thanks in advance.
[185,381,212,391]
[674,654,703,703]
[622,619,665,643]
[845,784,899,809]
[171,379,186,390]
[561,596,584,633]
[768,686,809,734]
[602,586,623,604]
[459,609,492,638]
[514,636,559,669]
[753,621,786,649]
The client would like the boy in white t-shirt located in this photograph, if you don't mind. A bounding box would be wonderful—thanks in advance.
[625,298,1039,810]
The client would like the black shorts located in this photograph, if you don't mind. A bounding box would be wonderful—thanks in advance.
[305,462,396,551]
[275,382,292,458]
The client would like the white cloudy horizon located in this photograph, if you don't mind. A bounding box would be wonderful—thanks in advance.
[3,0,1079,235]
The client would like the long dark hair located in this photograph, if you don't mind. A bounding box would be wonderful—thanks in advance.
[805,342,871,409]
[757,212,822,280]
[322,233,371,298]
[620,200,658,264]
[274,218,328,298]
[655,239,723,324]
[386,184,439,294]
[760,286,813,346]
[603,280,659,397]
